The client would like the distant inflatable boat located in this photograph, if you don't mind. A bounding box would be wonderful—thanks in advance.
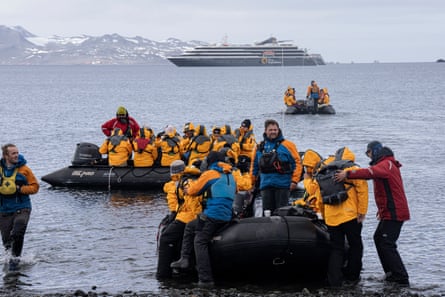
[41,142,170,190]
[285,101,336,115]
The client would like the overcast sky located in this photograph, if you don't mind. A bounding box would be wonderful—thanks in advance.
[1,0,443,63]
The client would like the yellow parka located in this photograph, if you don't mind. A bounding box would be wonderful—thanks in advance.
[184,125,212,166]
[234,124,256,160]
[99,128,132,166]
[293,149,323,211]
[163,168,203,224]
[284,86,297,106]
[319,88,330,105]
[314,147,369,227]
[212,125,241,164]
[132,127,158,167]
[156,126,182,166]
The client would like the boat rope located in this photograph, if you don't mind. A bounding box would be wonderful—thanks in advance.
[272,216,292,265]
[107,166,114,191]
[129,167,156,178]
[129,166,171,178]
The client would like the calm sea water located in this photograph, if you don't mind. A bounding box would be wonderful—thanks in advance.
[1,63,444,296]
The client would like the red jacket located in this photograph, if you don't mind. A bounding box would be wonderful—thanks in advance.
[347,148,410,222]
[101,116,140,138]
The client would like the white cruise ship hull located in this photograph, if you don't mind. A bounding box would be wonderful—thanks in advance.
[167,38,325,67]
[168,55,324,67]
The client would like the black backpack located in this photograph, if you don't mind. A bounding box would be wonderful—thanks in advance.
[315,159,355,205]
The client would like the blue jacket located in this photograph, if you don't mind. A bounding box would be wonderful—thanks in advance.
[253,132,298,190]
[187,162,236,221]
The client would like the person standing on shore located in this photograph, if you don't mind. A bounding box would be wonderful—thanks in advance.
[0,144,39,271]
[252,119,302,215]
[335,141,410,286]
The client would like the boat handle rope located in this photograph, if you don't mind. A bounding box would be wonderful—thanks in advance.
[129,167,156,178]
[130,166,171,178]
[108,167,114,191]
[272,215,292,266]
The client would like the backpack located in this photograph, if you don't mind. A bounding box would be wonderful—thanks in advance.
[258,140,291,174]
[315,159,355,205]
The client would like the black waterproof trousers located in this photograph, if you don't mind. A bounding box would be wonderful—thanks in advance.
[327,218,363,287]
[156,220,186,279]
[374,220,409,282]
[0,208,31,258]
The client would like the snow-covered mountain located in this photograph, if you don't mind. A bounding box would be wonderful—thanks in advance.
[0,25,207,65]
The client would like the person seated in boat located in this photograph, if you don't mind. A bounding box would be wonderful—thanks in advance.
[180,122,195,155]
[234,119,256,174]
[170,151,249,287]
[318,88,330,105]
[183,124,212,167]
[99,128,133,166]
[219,147,254,218]
[306,80,320,101]
[209,126,222,143]
[156,160,203,280]
[132,126,158,167]
[211,124,240,165]
[101,106,140,140]
[284,86,298,107]
[155,125,182,167]
[311,147,369,287]
[292,149,323,212]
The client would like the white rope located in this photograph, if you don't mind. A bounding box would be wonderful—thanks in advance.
[108,166,114,192]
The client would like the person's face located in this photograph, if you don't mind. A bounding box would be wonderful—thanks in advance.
[117,115,128,124]
[265,124,279,140]
[366,149,372,159]
[4,146,19,165]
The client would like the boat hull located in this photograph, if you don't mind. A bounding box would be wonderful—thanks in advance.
[41,165,171,190]
[168,56,322,67]
[285,104,336,115]
[209,215,330,281]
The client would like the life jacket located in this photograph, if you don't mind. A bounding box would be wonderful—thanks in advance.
[258,140,291,174]
[164,136,180,155]
[134,127,153,153]
[315,159,355,205]
[235,129,253,145]
[0,167,18,196]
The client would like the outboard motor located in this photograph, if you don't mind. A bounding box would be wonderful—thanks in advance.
[72,142,101,165]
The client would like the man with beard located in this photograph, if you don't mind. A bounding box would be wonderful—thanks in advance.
[252,119,302,215]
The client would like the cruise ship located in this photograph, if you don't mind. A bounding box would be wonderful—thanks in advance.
[167,37,325,67]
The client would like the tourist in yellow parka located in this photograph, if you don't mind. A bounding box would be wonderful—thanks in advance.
[156,125,182,167]
[132,126,158,167]
[293,149,323,212]
[99,128,132,166]
[233,119,256,173]
[284,86,297,107]
[319,88,330,105]
[313,146,368,287]
[184,125,212,167]
[157,161,203,279]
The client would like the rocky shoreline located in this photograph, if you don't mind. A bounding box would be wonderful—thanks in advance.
[0,286,434,297]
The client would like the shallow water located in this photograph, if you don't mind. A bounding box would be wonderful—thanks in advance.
[1,63,444,296]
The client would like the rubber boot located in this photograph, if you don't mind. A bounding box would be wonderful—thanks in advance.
[170,257,190,269]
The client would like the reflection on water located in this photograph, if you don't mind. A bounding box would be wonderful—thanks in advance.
[108,191,158,208]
